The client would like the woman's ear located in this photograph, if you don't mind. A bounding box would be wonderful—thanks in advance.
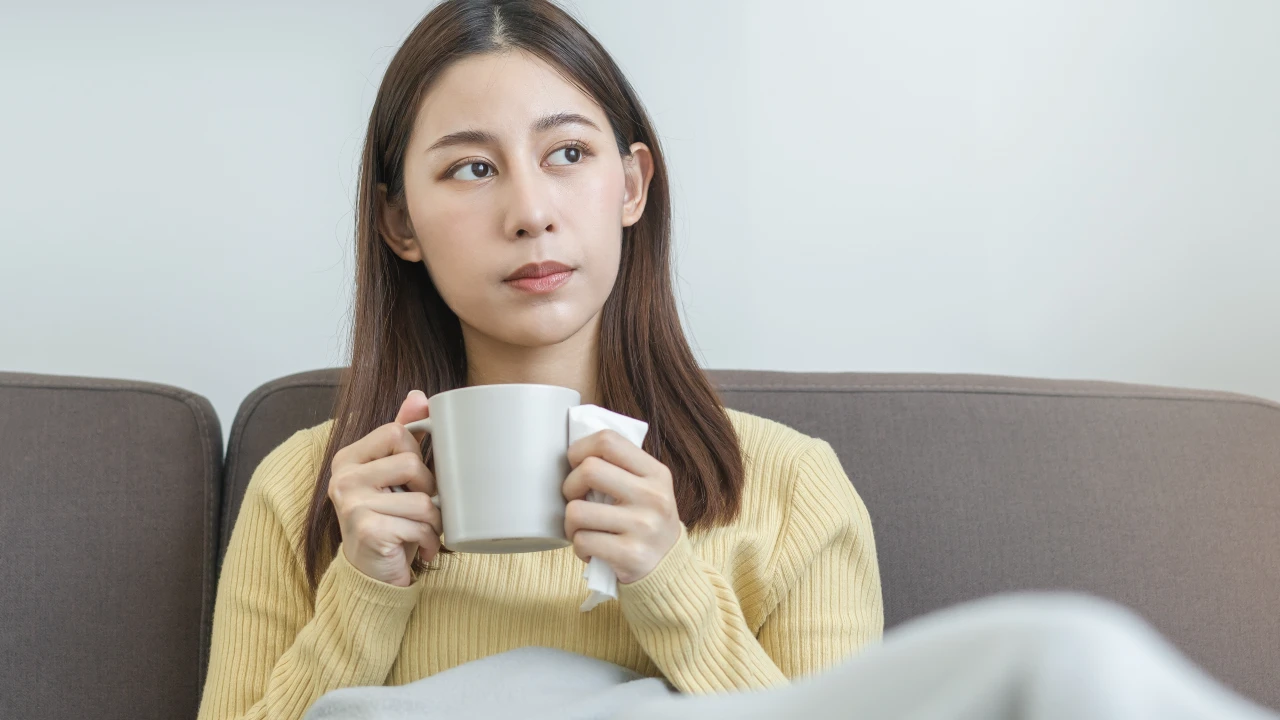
[376,183,422,262]
[621,142,654,229]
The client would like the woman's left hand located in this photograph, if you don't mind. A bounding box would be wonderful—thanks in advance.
[562,429,683,584]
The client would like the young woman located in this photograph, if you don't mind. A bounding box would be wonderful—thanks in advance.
[197,1,883,718]
[197,2,1280,718]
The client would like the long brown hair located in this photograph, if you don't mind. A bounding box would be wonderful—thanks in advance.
[304,0,744,590]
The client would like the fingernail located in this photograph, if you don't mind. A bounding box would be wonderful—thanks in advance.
[410,389,426,400]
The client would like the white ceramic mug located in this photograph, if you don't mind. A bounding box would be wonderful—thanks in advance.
[397,383,580,553]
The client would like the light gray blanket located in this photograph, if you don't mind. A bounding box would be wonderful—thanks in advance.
[302,647,676,720]
[299,594,1280,720]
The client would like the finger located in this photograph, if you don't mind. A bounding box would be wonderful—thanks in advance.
[386,513,441,564]
[416,533,442,563]
[338,422,422,466]
[349,508,441,559]
[394,390,431,443]
[564,498,632,540]
[562,455,637,504]
[567,429,660,478]
[382,514,442,564]
[358,451,436,495]
[362,490,443,537]
[571,529,631,568]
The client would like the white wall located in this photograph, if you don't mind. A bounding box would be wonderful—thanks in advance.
[2,0,1278,445]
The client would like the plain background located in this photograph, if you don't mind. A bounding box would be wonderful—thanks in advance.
[2,0,1278,445]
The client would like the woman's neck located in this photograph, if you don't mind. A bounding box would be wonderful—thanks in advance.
[460,317,602,406]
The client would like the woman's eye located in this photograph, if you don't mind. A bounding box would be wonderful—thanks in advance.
[548,145,584,166]
[451,161,494,181]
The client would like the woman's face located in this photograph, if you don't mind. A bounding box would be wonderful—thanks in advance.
[382,49,652,351]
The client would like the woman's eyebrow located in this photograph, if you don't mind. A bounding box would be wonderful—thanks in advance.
[532,112,600,134]
[425,112,602,154]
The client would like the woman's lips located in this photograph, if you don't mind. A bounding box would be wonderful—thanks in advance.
[504,269,573,294]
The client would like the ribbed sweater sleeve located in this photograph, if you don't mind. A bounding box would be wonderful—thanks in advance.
[196,429,427,720]
[617,438,883,693]
[756,439,884,677]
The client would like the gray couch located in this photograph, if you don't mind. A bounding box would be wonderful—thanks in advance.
[2,368,1277,719]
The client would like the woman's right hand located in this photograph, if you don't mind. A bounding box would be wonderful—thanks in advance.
[328,389,441,587]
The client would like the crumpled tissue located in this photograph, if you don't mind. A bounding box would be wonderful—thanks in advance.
[567,404,650,612]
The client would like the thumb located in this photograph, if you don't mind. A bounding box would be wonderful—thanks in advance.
[395,389,431,442]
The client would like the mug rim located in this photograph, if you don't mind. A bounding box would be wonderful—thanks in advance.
[429,382,581,402]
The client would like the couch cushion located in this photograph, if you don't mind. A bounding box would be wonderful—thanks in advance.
[0,372,222,720]
[220,368,1280,710]
[218,368,338,571]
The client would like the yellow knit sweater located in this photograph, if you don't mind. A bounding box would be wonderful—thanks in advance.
[197,408,883,720]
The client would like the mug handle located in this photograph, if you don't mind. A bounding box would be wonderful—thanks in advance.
[404,418,432,435]
[391,418,441,508]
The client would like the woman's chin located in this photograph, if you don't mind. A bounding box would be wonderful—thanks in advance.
[486,313,594,349]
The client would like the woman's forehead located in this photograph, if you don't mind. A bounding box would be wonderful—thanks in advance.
[414,50,606,143]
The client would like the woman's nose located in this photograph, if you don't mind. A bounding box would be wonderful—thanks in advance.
[502,163,556,239]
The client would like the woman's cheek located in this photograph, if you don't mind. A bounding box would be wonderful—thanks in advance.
[572,166,624,215]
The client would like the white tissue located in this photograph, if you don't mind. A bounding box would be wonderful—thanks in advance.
[567,404,650,612]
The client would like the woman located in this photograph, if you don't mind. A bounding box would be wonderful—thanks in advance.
[197,1,883,718]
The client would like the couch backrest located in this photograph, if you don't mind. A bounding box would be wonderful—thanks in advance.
[0,372,222,720]
[220,368,1280,709]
